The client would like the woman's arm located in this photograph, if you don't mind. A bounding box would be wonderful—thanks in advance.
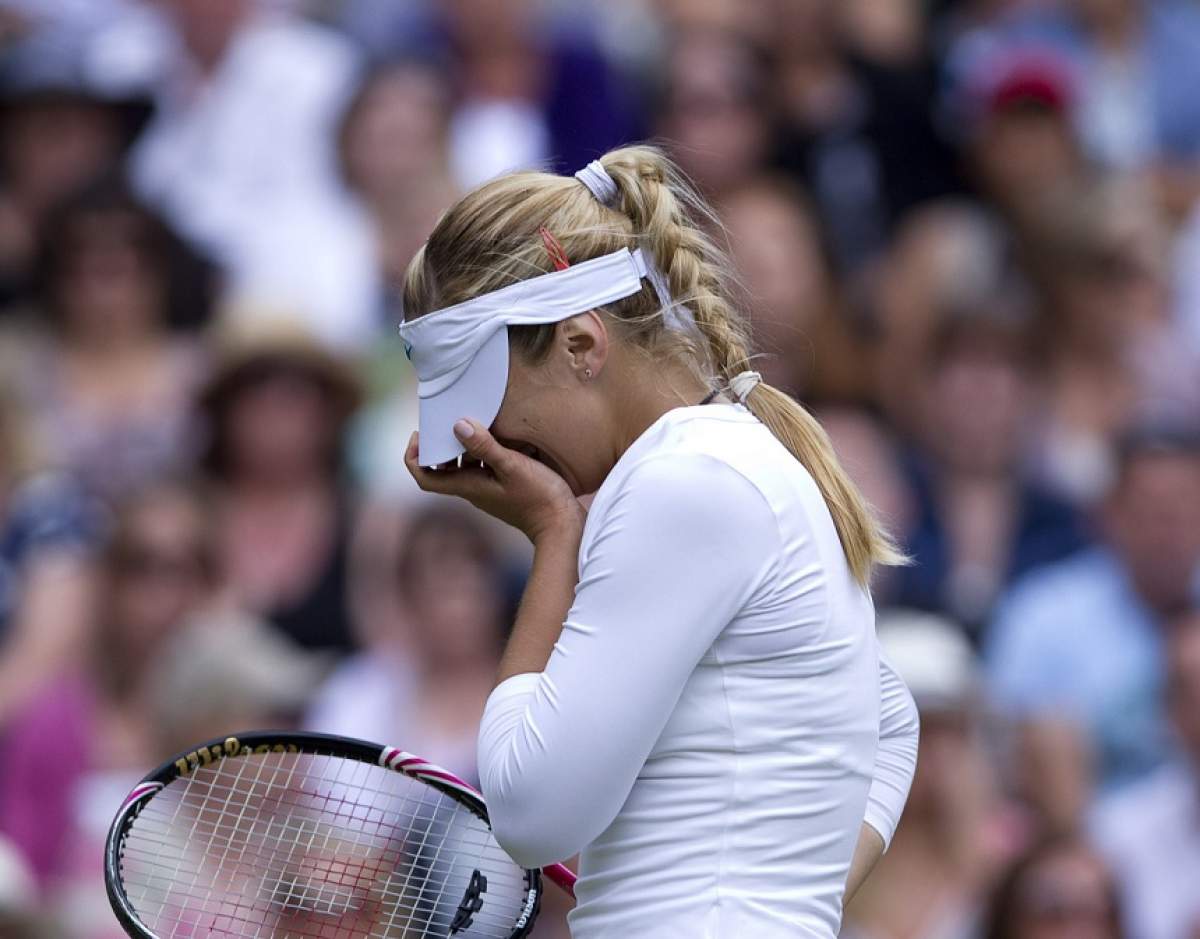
[475,455,777,867]
[496,518,584,683]
[844,824,885,903]
[863,651,920,847]
[842,653,918,902]
[408,423,777,867]
[404,421,586,682]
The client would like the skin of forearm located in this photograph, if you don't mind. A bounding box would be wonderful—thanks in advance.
[844,823,885,904]
[496,519,584,685]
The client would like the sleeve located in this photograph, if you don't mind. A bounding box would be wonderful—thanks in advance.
[862,649,920,850]
[477,455,779,868]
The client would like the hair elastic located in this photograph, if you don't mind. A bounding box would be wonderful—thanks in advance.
[574,160,620,206]
[729,370,762,403]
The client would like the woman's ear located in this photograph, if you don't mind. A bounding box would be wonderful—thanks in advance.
[558,311,609,381]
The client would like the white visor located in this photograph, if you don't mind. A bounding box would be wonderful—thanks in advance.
[399,247,662,465]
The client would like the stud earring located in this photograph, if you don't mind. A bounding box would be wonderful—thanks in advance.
[584,368,593,380]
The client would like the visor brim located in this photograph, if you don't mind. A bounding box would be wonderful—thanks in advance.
[416,327,510,466]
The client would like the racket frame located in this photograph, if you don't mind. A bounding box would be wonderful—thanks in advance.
[104,730,575,939]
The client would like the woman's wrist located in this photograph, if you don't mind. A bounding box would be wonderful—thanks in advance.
[527,500,586,546]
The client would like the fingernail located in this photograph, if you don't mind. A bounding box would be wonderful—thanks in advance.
[454,419,474,440]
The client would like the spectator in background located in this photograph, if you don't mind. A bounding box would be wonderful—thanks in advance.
[987,422,1200,830]
[1026,179,1198,504]
[871,199,1012,437]
[843,610,1011,939]
[894,313,1090,634]
[1091,609,1200,939]
[957,48,1088,233]
[657,29,774,207]
[771,0,960,273]
[0,26,152,309]
[0,480,214,933]
[307,504,508,781]
[199,322,363,653]
[951,0,1200,215]
[337,58,458,316]
[338,0,642,190]
[720,175,872,402]
[0,180,210,503]
[130,0,379,351]
[351,0,643,189]
[982,835,1125,939]
[0,380,101,729]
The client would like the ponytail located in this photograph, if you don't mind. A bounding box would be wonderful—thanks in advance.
[743,385,907,581]
[599,146,905,583]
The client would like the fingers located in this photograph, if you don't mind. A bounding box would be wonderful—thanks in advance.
[452,419,515,476]
[404,429,502,501]
[405,450,493,500]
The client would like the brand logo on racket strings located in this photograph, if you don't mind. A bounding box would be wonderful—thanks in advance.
[173,736,299,776]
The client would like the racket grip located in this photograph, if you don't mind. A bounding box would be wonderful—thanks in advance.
[542,862,577,897]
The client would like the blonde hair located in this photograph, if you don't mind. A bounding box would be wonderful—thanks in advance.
[403,145,903,583]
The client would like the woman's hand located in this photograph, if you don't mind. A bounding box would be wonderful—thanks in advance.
[405,419,585,543]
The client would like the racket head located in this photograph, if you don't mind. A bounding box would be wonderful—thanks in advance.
[105,731,544,939]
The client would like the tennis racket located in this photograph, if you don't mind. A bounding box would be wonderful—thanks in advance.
[105,731,576,939]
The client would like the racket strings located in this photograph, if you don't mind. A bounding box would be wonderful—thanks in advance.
[118,750,532,938]
[131,762,520,938]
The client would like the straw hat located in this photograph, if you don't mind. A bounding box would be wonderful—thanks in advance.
[196,316,366,472]
[200,316,365,415]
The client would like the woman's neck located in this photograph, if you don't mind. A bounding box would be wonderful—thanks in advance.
[611,359,715,460]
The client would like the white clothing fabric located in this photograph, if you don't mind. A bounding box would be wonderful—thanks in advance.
[477,405,918,938]
[1090,759,1200,939]
[131,15,380,351]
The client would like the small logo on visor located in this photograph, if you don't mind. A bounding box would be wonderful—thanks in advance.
[403,339,414,361]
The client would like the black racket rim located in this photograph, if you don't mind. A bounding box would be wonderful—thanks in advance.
[104,730,543,939]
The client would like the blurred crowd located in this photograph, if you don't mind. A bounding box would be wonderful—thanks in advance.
[0,0,1197,937]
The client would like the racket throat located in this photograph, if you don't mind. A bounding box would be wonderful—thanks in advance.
[449,868,487,934]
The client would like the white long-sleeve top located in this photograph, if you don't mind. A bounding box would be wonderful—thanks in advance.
[478,404,919,938]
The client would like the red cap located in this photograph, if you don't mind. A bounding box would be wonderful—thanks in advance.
[974,48,1075,118]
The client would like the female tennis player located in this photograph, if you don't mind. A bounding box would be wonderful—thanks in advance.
[399,146,919,938]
